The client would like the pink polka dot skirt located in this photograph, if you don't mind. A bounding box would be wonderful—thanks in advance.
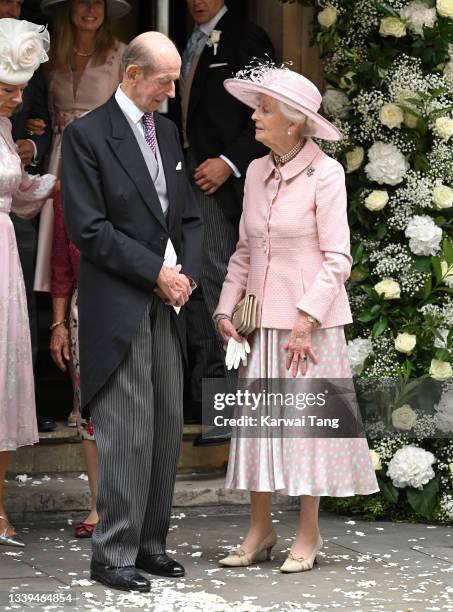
[225,326,380,497]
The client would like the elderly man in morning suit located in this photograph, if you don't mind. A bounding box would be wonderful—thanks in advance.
[178,0,274,433]
[61,32,203,591]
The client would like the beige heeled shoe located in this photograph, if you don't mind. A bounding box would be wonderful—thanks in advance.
[219,531,277,567]
[280,535,323,573]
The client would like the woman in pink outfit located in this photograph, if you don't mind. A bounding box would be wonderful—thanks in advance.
[0,19,56,547]
[214,66,379,573]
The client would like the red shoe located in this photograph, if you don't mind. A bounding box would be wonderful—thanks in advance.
[74,522,96,538]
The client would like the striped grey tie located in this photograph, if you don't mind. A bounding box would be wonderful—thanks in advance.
[182,26,207,80]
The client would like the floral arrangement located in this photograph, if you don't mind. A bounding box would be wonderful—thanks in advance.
[280,0,453,523]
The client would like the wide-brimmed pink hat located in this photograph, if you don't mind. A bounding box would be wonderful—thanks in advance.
[224,65,342,141]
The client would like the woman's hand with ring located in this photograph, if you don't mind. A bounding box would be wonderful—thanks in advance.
[284,315,319,377]
[25,117,46,136]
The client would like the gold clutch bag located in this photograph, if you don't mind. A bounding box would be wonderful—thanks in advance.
[231,293,257,336]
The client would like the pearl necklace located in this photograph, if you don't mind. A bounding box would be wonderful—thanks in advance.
[73,47,95,57]
[272,139,305,166]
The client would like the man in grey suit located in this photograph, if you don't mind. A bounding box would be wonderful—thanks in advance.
[61,32,203,592]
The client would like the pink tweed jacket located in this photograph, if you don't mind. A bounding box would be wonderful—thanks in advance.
[214,138,353,330]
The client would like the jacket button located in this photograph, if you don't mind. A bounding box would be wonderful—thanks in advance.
[160,234,167,241]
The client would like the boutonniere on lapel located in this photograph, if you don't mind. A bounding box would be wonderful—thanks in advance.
[206,29,222,56]
[306,166,315,177]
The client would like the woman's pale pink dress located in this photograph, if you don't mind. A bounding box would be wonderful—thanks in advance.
[0,118,56,451]
[34,40,126,291]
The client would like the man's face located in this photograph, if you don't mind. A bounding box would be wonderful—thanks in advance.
[186,0,224,25]
[0,0,23,19]
[128,54,181,113]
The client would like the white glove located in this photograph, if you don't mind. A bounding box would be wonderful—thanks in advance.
[225,337,251,370]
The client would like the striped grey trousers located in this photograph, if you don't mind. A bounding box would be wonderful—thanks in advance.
[89,296,184,567]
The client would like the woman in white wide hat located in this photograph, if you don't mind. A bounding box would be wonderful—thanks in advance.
[0,18,57,547]
[214,64,379,572]
[31,0,130,539]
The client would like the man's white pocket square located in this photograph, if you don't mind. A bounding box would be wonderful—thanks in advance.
[208,62,228,68]
[176,161,182,170]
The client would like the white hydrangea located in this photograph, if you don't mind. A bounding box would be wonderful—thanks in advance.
[400,1,437,36]
[347,338,373,375]
[387,445,436,489]
[405,215,442,256]
[435,387,453,433]
[365,142,409,185]
[322,87,350,118]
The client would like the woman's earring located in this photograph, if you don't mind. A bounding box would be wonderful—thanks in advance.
[287,129,292,136]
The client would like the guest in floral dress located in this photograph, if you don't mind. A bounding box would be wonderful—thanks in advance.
[38,0,131,538]
[50,191,97,538]
[214,66,380,573]
[0,19,56,548]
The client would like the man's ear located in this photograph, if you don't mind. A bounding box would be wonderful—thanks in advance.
[125,64,141,83]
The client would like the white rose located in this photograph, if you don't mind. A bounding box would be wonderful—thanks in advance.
[322,87,349,118]
[433,185,453,209]
[405,215,442,256]
[434,328,450,348]
[437,0,453,18]
[374,278,401,300]
[318,5,338,28]
[370,450,382,471]
[364,190,389,211]
[440,260,453,287]
[379,17,407,37]
[395,332,417,354]
[16,32,45,70]
[210,29,221,44]
[365,142,409,186]
[379,103,404,129]
[434,116,453,140]
[392,404,417,431]
[400,1,437,35]
[347,338,373,376]
[387,445,435,489]
[345,146,365,173]
[429,359,453,380]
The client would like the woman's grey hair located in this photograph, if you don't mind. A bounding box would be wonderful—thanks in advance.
[121,39,156,74]
[277,100,318,137]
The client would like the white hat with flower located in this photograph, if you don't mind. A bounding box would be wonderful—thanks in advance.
[0,18,50,85]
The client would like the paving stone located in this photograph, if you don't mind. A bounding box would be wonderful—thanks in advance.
[0,510,451,611]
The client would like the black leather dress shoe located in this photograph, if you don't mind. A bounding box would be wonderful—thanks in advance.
[135,553,185,578]
[90,558,150,592]
[37,415,57,433]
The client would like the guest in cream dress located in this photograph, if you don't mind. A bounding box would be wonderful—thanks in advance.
[0,19,56,548]
[214,66,379,573]
[34,0,130,293]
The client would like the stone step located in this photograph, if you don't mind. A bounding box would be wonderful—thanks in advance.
[7,423,229,475]
[5,472,298,521]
